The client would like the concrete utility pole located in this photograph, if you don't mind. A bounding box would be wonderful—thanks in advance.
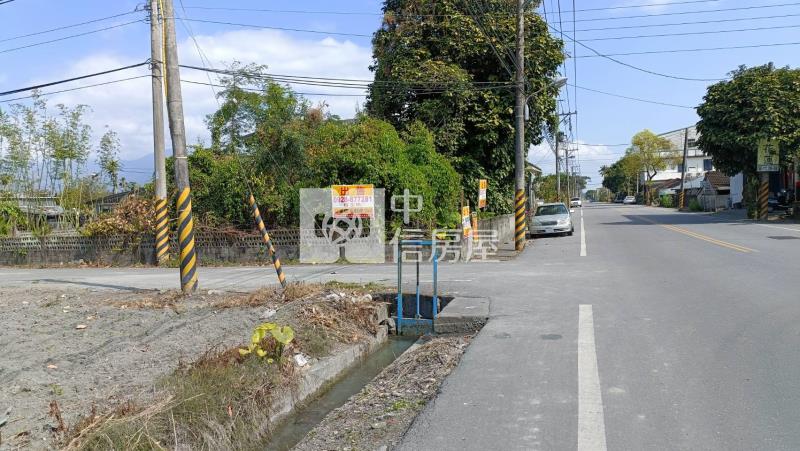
[162,0,198,293]
[513,0,527,251]
[149,0,170,265]
[555,135,561,201]
[565,147,570,200]
[678,127,689,209]
[150,0,166,201]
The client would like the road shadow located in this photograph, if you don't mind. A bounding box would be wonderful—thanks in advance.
[38,279,153,292]
[601,212,749,227]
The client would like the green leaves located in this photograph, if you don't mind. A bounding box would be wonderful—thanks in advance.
[368,0,565,213]
[238,322,295,362]
[697,63,800,175]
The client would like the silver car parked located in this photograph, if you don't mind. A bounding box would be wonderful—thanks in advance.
[529,202,574,237]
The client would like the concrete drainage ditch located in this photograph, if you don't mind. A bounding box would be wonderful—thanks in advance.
[262,292,489,450]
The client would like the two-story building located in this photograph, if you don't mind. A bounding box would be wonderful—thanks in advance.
[650,126,714,182]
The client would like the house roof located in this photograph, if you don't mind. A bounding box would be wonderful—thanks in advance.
[704,171,729,189]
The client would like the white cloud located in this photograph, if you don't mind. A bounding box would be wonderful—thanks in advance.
[34,28,373,162]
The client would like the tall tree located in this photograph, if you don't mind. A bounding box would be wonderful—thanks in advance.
[367,0,564,213]
[97,127,121,193]
[629,129,678,203]
[696,63,800,176]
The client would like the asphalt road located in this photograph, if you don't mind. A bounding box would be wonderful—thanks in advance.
[3,204,800,450]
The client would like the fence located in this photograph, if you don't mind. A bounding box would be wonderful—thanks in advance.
[0,230,301,266]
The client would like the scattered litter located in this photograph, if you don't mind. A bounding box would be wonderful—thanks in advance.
[207,289,223,295]
[86,315,95,320]
[0,406,11,428]
[370,421,387,430]
[294,354,309,367]
[75,324,87,330]
[46,364,57,370]
[259,308,277,320]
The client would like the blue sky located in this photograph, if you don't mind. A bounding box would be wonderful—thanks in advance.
[1,0,798,186]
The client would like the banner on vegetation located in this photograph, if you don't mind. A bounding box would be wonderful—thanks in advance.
[478,179,487,209]
[331,184,375,219]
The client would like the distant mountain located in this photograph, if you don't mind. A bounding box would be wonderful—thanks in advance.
[86,153,156,186]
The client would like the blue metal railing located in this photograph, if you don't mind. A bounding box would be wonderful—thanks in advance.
[396,239,439,334]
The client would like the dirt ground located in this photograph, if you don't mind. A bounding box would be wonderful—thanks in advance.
[293,334,473,451]
[0,282,385,450]
[0,286,263,449]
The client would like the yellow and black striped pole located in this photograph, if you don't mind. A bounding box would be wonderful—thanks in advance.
[514,189,526,251]
[176,188,198,293]
[154,198,170,264]
[678,190,685,210]
[758,175,769,220]
[248,193,287,287]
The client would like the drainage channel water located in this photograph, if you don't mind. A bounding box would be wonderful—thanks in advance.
[265,336,418,451]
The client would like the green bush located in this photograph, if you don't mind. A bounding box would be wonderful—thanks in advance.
[659,194,674,208]
[688,199,703,212]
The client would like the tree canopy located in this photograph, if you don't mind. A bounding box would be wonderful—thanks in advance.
[367,0,564,212]
[167,69,462,230]
[696,63,800,175]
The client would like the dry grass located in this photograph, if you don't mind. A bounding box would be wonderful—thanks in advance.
[212,282,325,309]
[115,290,186,311]
[62,282,388,451]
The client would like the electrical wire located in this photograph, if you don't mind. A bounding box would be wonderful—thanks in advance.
[574,40,800,58]
[181,78,368,96]
[178,0,723,17]
[0,19,145,55]
[575,23,800,41]
[545,22,725,81]
[0,9,142,43]
[0,75,151,103]
[571,84,694,108]
[0,62,150,97]
[556,0,720,14]
[176,17,371,37]
[179,64,515,90]
[567,1,800,23]
[574,12,800,32]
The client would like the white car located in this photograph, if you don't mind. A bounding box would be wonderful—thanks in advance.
[570,197,582,208]
[529,203,574,237]
[623,195,636,204]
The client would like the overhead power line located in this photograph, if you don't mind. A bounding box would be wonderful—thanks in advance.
[575,12,800,32]
[544,22,724,82]
[575,23,800,42]
[179,0,722,17]
[568,1,800,23]
[571,84,695,108]
[179,64,515,90]
[0,19,144,55]
[0,9,142,44]
[553,0,719,13]
[0,75,151,103]
[0,61,150,97]
[181,78,368,96]
[568,142,630,147]
[575,40,800,58]
[176,17,371,37]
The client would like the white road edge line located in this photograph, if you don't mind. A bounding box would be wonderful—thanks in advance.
[580,208,587,257]
[578,304,607,451]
